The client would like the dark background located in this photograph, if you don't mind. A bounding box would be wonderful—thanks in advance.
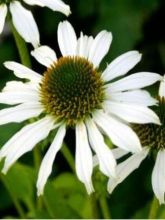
[0,0,165,218]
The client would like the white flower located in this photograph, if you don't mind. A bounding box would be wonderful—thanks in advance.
[0,0,70,47]
[107,75,165,204]
[0,21,161,196]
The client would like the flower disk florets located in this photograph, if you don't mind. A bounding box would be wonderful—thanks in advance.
[40,56,105,126]
[132,97,165,151]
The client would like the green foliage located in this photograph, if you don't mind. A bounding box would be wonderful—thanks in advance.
[0,0,164,218]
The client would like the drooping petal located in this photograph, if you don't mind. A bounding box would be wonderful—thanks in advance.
[76,32,94,58]
[86,118,116,178]
[102,51,142,82]
[9,1,40,48]
[1,116,56,173]
[106,72,162,93]
[76,122,94,194]
[104,101,161,125]
[0,102,43,125]
[31,46,57,67]
[88,31,112,67]
[58,21,77,56]
[159,75,165,98]
[93,111,142,153]
[37,124,66,196]
[4,61,42,82]
[152,150,165,204]
[108,147,149,193]
[0,4,7,34]
[108,90,158,106]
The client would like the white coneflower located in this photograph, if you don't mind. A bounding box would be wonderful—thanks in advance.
[108,75,165,204]
[0,0,70,47]
[0,21,161,196]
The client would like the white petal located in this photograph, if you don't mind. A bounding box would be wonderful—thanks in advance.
[102,51,142,82]
[93,111,141,153]
[58,21,77,56]
[0,102,43,125]
[104,101,161,125]
[31,46,57,67]
[9,1,40,48]
[106,72,162,93]
[86,118,116,178]
[0,91,39,105]
[109,90,158,106]
[38,0,70,16]
[159,76,165,98]
[4,61,42,82]
[88,31,112,67]
[37,124,66,196]
[1,116,56,173]
[2,81,38,92]
[108,147,149,193]
[76,122,94,194]
[0,80,40,105]
[23,0,45,6]
[93,148,128,167]
[76,32,94,58]
[112,148,129,159]
[0,4,7,34]
[152,150,165,204]
[23,0,71,16]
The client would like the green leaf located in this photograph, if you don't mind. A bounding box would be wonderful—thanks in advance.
[1,163,36,213]
[43,172,94,218]
[43,180,81,218]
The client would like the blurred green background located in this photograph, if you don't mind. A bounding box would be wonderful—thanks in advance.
[0,0,165,218]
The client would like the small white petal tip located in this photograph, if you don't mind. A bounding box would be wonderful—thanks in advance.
[37,188,43,197]
[85,182,95,195]
[1,166,8,175]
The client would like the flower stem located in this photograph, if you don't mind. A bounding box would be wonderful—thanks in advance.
[10,21,31,67]
[99,196,111,219]
[148,196,159,219]
[33,147,41,171]
[0,174,26,218]
[61,143,75,173]
[90,194,100,219]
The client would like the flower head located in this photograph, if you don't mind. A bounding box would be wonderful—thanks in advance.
[0,21,161,196]
[108,75,165,204]
[0,0,70,47]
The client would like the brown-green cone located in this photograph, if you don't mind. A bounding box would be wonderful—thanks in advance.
[39,56,105,126]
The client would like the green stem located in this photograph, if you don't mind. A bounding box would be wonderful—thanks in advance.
[61,143,75,173]
[90,194,100,219]
[0,174,26,218]
[148,196,159,219]
[33,147,41,171]
[10,21,31,67]
[99,196,111,219]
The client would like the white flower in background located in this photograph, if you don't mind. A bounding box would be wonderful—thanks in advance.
[108,75,165,204]
[0,20,161,196]
[0,0,70,47]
